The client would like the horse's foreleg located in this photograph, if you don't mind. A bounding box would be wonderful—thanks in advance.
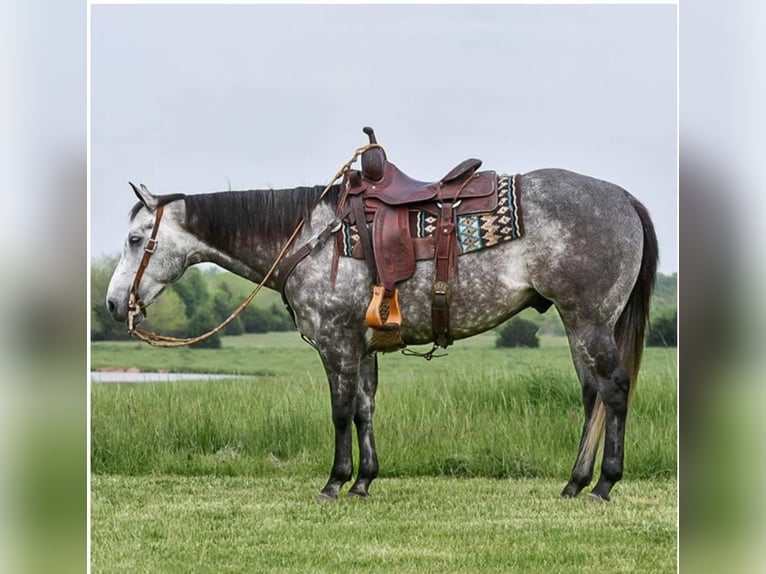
[318,349,359,500]
[348,353,379,497]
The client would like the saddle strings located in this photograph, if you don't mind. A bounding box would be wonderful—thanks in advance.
[128,143,385,347]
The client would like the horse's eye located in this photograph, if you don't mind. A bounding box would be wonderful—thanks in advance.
[128,235,142,247]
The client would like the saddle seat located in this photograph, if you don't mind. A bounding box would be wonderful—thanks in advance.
[357,161,498,217]
[363,158,484,204]
[339,127,499,351]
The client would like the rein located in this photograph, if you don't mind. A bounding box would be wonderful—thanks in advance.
[126,143,384,347]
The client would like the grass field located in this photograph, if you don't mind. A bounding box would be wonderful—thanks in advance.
[91,475,676,573]
[91,331,677,572]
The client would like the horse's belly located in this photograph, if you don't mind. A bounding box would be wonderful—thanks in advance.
[395,247,534,344]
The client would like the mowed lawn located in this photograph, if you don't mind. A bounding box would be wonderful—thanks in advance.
[91,475,676,573]
[91,331,677,572]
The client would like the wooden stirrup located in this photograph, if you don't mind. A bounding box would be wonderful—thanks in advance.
[365,286,402,330]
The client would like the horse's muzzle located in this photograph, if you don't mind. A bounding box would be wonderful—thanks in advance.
[106,297,125,321]
[107,297,146,325]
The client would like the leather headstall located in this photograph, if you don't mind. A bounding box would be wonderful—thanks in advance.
[127,204,165,331]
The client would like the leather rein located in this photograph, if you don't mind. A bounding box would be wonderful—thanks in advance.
[125,143,383,347]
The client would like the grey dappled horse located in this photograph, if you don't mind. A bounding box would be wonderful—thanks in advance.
[106,168,658,501]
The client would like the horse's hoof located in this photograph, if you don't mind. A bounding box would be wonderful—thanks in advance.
[587,492,609,503]
[316,492,338,502]
[559,483,582,499]
[346,489,370,500]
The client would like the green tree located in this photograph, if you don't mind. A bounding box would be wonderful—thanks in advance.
[647,311,677,347]
[170,268,221,348]
[187,308,222,348]
[212,282,245,336]
[240,302,293,333]
[267,303,294,332]
[91,255,129,341]
[171,267,208,317]
[142,288,190,336]
[496,317,540,348]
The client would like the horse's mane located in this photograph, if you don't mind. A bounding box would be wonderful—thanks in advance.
[128,193,185,221]
[188,185,341,254]
[128,185,340,253]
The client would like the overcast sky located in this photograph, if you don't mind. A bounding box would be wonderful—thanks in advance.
[91,3,677,274]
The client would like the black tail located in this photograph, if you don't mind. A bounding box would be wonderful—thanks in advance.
[616,195,659,402]
[582,195,659,461]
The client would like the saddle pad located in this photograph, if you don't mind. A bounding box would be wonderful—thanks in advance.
[339,174,523,258]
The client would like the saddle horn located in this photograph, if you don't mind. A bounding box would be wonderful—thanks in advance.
[361,126,386,182]
[363,126,377,144]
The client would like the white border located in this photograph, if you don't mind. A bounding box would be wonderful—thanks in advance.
[90,0,678,5]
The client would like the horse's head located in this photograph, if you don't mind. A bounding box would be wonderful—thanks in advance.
[106,183,191,325]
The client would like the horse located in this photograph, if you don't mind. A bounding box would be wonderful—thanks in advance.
[105,164,658,502]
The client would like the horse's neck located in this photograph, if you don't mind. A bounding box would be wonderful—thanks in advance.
[193,232,285,288]
[190,194,335,288]
[197,248,268,285]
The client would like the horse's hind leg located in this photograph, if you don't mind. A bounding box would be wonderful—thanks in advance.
[562,326,631,501]
[560,351,601,498]
[589,341,631,501]
[348,353,379,497]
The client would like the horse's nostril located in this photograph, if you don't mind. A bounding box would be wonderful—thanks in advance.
[107,299,116,314]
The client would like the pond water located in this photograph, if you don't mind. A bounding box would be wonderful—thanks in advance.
[91,371,252,384]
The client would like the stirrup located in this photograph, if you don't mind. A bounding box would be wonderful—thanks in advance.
[365,286,402,330]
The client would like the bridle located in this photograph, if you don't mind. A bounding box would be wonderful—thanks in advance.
[127,204,165,333]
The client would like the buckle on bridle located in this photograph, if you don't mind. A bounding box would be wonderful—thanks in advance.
[144,238,158,254]
[307,217,343,250]
[329,217,343,234]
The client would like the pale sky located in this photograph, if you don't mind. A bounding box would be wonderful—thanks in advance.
[91,3,677,274]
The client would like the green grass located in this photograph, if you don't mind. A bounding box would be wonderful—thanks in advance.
[91,475,676,573]
[91,333,676,480]
[91,333,677,572]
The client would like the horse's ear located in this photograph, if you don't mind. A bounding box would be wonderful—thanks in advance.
[129,182,159,211]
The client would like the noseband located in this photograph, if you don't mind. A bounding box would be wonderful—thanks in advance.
[127,204,164,332]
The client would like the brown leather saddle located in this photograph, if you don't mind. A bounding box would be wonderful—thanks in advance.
[337,127,498,351]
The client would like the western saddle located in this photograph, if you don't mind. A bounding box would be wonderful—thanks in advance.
[337,127,499,352]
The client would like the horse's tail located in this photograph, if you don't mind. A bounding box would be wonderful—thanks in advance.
[582,194,659,463]
[619,196,659,402]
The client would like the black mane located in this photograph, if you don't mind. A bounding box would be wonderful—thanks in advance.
[182,185,339,253]
[129,193,185,221]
